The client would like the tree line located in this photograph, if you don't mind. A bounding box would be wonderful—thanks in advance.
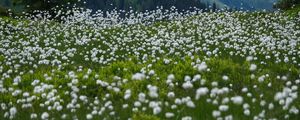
[85,0,207,12]
[0,0,80,16]
[274,0,300,9]
[0,0,209,14]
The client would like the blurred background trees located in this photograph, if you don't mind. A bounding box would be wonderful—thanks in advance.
[85,0,206,11]
[0,0,207,15]
[2,0,296,17]
[274,0,300,9]
[0,5,8,16]
[11,0,80,11]
[0,0,80,16]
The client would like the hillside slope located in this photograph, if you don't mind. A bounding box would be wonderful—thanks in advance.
[0,8,300,120]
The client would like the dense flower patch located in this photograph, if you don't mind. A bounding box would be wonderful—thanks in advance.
[0,8,299,119]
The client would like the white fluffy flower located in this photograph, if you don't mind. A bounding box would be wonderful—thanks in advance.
[167,92,175,98]
[124,89,131,100]
[182,81,193,89]
[192,74,201,81]
[148,85,158,98]
[138,93,146,102]
[186,101,196,108]
[167,74,175,80]
[195,87,209,100]
[249,64,257,71]
[231,96,243,105]
[134,101,142,107]
[219,105,229,112]
[244,109,250,116]
[153,107,161,115]
[132,73,146,80]
[212,110,221,118]
[56,105,63,111]
[164,59,171,64]
[197,62,208,72]
[9,107,17,117]
[165,112,174,118]
[182,116,192,120]
[86,114,93,119]
[31,113,37,119]
[246,56,253,61]
[41,112,49,120]
[148,70,155,75]
[222,75,229,81]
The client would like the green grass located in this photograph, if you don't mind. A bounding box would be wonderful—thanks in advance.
[0,55,299,119]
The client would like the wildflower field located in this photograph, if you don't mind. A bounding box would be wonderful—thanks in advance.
[0,8,300,120]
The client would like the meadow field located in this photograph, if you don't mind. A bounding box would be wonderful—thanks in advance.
[0,8,300,119]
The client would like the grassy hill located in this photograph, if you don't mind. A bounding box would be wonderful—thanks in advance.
[0,8,299,120]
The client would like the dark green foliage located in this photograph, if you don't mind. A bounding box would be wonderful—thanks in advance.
[85,0,207,12]
[11,0,81,12]
[212,2,217,11]
[0,0,11,16]
[274,0,300,10]
[0,5,8,16]
[4,0,207,16]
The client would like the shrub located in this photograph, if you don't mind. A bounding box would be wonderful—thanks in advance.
[0,5,8,16]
